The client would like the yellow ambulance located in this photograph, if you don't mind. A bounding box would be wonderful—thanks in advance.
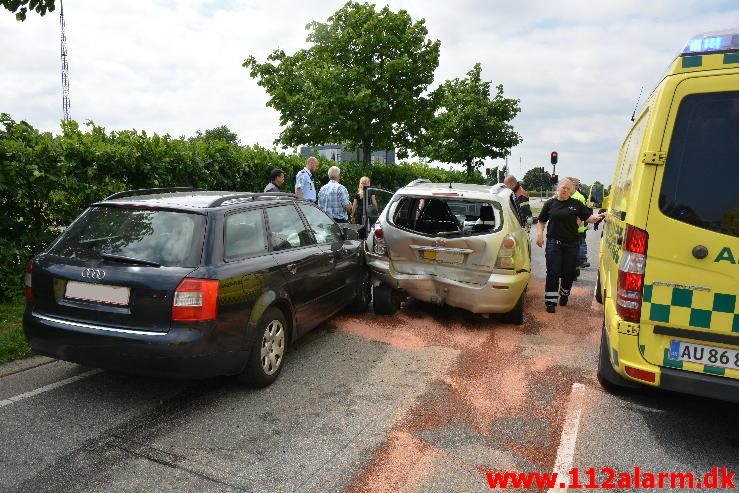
[596,29,739,402]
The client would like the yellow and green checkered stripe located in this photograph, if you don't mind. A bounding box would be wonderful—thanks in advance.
[641,283,739,378]
[643,284,739,332]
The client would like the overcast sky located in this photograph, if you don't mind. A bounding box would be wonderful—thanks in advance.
[1,0,737,184]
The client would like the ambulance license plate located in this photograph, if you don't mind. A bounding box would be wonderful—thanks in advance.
[668,340,739,370]
[65,280,130,306]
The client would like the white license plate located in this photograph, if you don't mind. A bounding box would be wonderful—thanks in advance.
[65,280,130,306]
[436,251,463,264]
[668,340,739,371]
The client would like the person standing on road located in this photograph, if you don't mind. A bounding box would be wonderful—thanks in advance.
[536,178,605,313]
[351,176,378,224]
[295,157,319,203]
[318,166,352,223]
[504,175,533,226]
[568,177,590,269]
[264,168,285,193]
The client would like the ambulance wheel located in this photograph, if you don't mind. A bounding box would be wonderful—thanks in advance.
[594,271,603,304]
[597,323,640,392]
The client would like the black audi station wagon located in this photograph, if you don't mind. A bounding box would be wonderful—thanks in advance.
[23,188,369,387]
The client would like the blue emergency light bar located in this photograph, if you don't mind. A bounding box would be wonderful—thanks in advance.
[681,28,739,55]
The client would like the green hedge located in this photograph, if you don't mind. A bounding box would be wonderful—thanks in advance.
[0,114,482,300]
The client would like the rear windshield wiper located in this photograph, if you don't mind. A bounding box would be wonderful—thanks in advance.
[78,235,120,244]
[436,230,462,237]
[101,253,161,267]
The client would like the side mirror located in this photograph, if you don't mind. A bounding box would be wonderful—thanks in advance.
[342,226,359,241]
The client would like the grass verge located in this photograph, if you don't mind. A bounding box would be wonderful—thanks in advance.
[0,301,32,365]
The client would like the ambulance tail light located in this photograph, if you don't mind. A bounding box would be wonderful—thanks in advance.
[616,225,649,322]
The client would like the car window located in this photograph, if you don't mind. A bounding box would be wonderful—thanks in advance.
[225,209,268,259]
[659,91,739,238]
[266,205,315,251]
[390,197,503,236]
[298,204,343,244]
[509,195,524,226]
[48,206,205,267]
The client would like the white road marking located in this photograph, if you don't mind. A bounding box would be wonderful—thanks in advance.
[547,382,586,493]
[0,369,102,408]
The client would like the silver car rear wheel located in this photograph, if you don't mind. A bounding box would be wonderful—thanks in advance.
[260,319,285,376]
[238,307,288,387]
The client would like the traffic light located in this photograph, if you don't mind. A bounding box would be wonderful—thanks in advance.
[551,173,558,185]
[550,151,558,165]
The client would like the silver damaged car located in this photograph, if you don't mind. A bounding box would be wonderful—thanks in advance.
[362,181,531,324]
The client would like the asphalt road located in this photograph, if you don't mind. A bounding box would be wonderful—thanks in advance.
[1,229,737,492]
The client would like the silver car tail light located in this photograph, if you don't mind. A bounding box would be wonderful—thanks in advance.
[494,235,517,270]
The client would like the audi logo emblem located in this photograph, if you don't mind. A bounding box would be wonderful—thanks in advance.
[81,268,106,280]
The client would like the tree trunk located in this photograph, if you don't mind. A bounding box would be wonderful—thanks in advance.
[362,138,372,165]
[465,157,473,175]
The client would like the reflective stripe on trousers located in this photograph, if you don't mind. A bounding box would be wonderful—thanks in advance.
[544,238,579,305]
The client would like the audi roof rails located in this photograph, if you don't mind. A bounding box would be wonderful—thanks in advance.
[104,187,205,201]
[208,192,300,208]
[407,178,432,187]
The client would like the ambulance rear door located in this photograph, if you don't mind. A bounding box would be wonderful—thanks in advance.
[640,72,739,379]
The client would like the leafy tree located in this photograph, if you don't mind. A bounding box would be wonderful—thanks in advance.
[1,0,55,21]
[417,63,522,174]
[244,1,440,164]
[192,125,240,145]
[521,166,551,191]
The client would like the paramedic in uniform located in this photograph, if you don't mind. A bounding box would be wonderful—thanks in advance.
[536,178,605,313]
[568,177,590,269]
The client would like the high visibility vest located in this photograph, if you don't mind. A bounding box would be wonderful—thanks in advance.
[572,190,588,233]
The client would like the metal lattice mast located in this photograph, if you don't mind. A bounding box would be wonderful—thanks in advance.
[60,0,70,121]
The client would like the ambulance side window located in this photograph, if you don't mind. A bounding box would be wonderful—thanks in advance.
[659,91,739,238]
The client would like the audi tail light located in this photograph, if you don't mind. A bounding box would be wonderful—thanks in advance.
[24,261,32,302]
[616,225,649,322]
[172,279,219,322]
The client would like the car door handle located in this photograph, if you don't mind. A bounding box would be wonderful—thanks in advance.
[287,263,298,274]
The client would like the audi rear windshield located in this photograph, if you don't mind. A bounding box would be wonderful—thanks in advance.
[48,206,206,267]
[390,197,503,237]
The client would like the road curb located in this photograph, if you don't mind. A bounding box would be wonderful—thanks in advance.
[0,355,56,379]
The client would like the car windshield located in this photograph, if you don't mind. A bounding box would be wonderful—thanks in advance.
[390,196,503,236]
[48,206,206,267]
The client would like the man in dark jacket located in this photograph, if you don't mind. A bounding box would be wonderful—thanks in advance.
[504,175,533,225]
[264,168,285,193]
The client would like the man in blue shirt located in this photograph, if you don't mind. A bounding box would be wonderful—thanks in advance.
[295,157,319,202]
[317,165,352,222]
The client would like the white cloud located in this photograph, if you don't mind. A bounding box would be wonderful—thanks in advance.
[1,0,738,184]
